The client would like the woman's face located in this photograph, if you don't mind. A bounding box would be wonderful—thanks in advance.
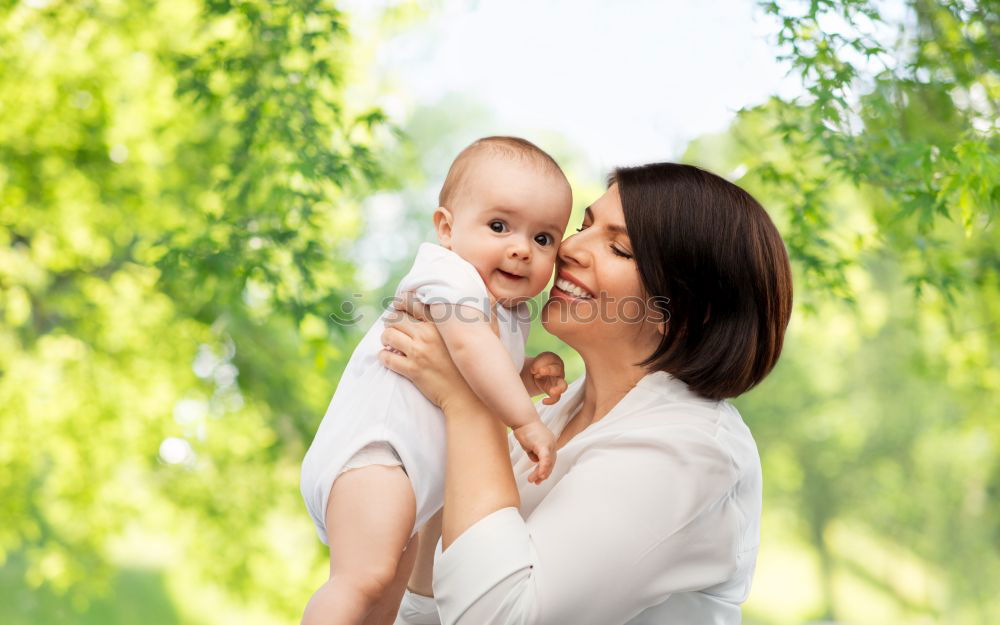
[542,185,662,354]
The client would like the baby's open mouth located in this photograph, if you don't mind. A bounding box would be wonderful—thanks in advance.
[498,269,525,280]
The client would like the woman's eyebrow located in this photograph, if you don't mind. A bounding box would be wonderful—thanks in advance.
[585,206,628,235]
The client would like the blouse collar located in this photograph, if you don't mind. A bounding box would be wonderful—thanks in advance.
[541,369,703,437]
[634,370,702,400]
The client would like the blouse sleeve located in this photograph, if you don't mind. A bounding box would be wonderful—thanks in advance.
[430,429,741,625]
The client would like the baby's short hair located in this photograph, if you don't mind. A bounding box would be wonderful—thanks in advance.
[438,136,566,207]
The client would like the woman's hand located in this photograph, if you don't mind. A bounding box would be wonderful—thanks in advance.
[379,292,474,409]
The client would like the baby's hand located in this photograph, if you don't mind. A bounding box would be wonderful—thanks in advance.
[531,351,567,405]
[513,421,557,485]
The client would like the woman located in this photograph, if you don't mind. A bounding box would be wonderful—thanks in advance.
[379,163,793,625]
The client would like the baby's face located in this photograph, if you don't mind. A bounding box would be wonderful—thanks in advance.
[440,157,572,307]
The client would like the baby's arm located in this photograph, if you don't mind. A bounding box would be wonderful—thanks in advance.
[430,304,556,482]
[430,304,538,429]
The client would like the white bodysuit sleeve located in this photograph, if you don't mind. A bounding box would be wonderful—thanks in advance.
[430,429,742,625]
[514,301,532,346]
[397,243,491,316]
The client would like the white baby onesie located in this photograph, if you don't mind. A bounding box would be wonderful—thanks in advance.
[300,242,530,545]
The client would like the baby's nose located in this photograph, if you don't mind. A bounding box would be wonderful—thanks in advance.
[508,243,531,260]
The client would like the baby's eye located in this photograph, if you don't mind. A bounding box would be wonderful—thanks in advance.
[489,220,508,233]
[534,233,554,246]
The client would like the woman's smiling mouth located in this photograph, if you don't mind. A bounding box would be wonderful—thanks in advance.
[553,277,593,299]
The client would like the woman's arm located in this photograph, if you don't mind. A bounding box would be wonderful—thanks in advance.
[406,508,442,598]
[380,297,520,548]
[438,382,519,549]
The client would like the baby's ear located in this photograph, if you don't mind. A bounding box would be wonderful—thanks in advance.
[433,207,454,249]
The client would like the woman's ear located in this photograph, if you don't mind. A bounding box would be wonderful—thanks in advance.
[649,296,670,336]
[433,207,454,249]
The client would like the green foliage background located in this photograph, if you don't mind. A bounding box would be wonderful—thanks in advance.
[0,1,996,624]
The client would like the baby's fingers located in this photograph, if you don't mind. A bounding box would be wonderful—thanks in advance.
[541,389,563,405]
[533,364,563,378]
[527,466,541,485]
[545,378,567,397]
[534,450,555,482]
[540,379,567,405]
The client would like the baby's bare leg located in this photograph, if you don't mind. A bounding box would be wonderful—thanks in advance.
[301,465,416,625]
[361,532,417,625]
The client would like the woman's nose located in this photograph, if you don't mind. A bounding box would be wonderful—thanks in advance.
[557,232,590,268]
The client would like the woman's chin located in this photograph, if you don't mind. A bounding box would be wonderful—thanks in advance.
[541,295,596,338]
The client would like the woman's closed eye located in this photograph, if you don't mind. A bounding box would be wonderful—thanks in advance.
[575,223,633,259]
[610,245,633,259]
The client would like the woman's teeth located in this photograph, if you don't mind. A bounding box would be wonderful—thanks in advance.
[555,278,592,299]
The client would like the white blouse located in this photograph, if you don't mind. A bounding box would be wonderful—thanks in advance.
[394,370,762,625]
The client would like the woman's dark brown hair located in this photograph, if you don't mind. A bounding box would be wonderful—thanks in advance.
[612,163,793,401]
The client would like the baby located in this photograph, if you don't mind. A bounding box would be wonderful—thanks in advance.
[300,136,573,625]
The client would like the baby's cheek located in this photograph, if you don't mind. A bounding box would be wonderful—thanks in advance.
[532,271,550,294]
